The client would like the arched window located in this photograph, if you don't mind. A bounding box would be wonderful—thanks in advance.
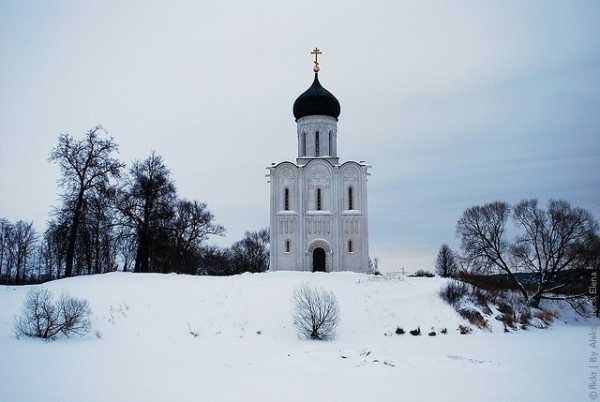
[348,240,353,253]
[284,188,290,211]
[348,187,354,210]
[302,132,306,156]
[315,131,320,156]
[316,188,322,210]
[328,131,332,156]
[285,239,291,253]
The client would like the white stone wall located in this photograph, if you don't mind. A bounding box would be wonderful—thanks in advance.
[269,158,370,273]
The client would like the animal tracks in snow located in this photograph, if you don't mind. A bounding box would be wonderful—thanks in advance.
[337,349,396,368]
[106,303,129,325]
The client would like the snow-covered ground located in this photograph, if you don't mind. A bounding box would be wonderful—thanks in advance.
[0,272,595,402]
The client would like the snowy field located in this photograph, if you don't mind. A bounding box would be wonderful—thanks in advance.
[0,272,594,402]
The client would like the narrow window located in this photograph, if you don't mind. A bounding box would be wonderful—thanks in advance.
[302,132,306,156]
[328,131,332,156]
[348,240,353,253]
[285,239,291,253]
[315,131,320,156]
[284,188,290,211]
[316,188,322,210]
[348,187,353,210]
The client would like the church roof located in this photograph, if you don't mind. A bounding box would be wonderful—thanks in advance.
[292,73,341,121]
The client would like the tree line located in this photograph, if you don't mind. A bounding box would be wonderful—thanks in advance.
[435,199,600,310]
[1,126,269,285]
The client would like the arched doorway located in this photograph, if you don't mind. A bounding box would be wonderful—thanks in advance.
[312,247,326,272]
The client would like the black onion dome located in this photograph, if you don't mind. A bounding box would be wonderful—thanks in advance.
[293,73,341,120]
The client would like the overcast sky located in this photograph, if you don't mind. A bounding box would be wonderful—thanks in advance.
[1,0,599,272]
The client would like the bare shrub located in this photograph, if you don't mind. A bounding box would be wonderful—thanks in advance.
[458,308,488,329]
[534,309,554,324]
[15,288,91,340]
[530,309,554,329]
[496,312,515,329]
[496,300,514,316]
[440,280,469,305]
[57,294,92,336]
[470,286,491,308]
[15,288,59,339]
[518,306,531,326]
[410,269,435,278]
[293,286,338,340]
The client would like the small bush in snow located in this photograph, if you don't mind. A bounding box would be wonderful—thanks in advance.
[440,280,469,305]
[293,286,338,340]
[411,269,435,278]
[458,324,472,335]
[15,288,91,340]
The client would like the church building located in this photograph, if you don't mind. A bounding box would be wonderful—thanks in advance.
[268,49,371,273]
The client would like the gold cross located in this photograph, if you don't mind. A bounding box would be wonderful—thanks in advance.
[311,47,322,72]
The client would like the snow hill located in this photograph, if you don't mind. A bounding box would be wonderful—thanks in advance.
[0,272,593,402]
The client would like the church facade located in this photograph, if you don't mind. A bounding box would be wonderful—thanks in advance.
[268,49,371,273]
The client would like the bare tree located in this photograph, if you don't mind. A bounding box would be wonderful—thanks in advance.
[293,286,338,340]
[572,233,600,280]
[0,218,10,279]
[49,126,124,277]
[199,246,234,276]
[457,201,529,300]
[167,199,225,274]
[43,220,69,279]
[78,187,121,275]
[435,244,458,277]
[457,199,598,307]
[116,152,176,273]
[2,221,16,282]
[230,228,270,273]
[13,221,37,284]
[116,153,225,274]
[511,200,598,306]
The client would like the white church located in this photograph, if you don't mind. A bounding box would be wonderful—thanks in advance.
[268,49,371,273]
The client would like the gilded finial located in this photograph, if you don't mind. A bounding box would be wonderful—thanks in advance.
[311,47,322,73]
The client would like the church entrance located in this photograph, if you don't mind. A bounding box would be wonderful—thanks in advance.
[312,247,326,272]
